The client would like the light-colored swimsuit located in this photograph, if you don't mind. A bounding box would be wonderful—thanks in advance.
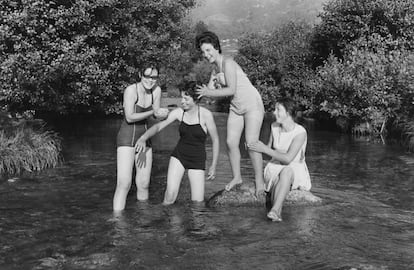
[264,123,311,191]
[213,59,264,115]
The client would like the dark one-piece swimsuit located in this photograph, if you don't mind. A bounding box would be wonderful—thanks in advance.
[171,106,207,170]
[116,84,154,147]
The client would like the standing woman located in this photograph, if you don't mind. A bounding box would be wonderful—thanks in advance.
[113,64,168,211]
[195,31,265,197]
[135,81,219,205]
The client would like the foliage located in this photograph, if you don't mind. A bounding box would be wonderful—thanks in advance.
[0,0,197,115]
[235,21,316,112]
[0,113,62,176]
[312,0,414,66]
[161,20,210,94]
[313,36,414,130]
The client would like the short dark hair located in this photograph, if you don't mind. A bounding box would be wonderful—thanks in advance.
[178,80,201,103]
[195,31,222,53]
[140,63,159,77]
[276,97,297,117]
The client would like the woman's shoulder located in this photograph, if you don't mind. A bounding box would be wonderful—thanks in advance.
[171,107,184,115]
[125,82,138,91]
[294,123,307,134]
[123,83,139,98]
[200,106,214,118]
[222,56,237,68]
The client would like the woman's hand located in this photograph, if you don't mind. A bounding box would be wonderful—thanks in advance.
[247,141,267,154]
[135,138,146,154]
[154,108,169,119]
[196,84,210,99]
[207,165,216,180]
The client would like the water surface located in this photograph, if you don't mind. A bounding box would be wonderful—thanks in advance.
[1,114,413,270]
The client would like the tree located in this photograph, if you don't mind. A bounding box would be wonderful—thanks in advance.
[0,0,197,115]
[311,0,414,67]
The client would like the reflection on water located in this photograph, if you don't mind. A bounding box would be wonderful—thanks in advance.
[0,115,413,269]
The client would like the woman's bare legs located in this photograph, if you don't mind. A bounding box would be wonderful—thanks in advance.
[135,148,153,201]
[163,157,186,205]
[113,147,135,211]
[244,109,265,197]
[188,169,205,202]
[224,111,244,191]
[267,167,294,221]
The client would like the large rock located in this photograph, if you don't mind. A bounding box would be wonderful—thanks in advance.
[206,183,322,207]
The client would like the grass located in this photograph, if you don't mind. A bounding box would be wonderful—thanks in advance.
[0,114,62,176]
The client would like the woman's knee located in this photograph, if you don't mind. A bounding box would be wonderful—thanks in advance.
[116,179,131,191]
[136,179,149,191]
[279,167,294,183]
[226,137,239,149]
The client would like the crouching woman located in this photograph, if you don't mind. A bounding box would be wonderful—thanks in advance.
[135,80,219,205]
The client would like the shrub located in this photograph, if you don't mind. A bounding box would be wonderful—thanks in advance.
[0,113,62,176]
[313,36,414,132]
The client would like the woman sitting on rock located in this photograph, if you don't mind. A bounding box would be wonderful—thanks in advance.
[248,97,311,222]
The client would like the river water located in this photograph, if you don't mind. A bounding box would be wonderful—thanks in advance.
[1,114,413,270]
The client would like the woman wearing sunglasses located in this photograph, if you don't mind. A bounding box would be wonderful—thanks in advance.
[113,64,169,211]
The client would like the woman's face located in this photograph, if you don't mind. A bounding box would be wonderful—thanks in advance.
[180,92,195,111]
[141,68,159,90]
[273,103,290,124]
[200,43,219,63]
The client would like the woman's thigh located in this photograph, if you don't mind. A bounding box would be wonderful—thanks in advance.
[117,146,136,181]
[188,169,205,201]
[244,109,264,143]
[166,157,186,192]
[227,110,244,143]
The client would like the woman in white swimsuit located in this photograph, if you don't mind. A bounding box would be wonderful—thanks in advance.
[195,31,265,197]
[248,97,312,222]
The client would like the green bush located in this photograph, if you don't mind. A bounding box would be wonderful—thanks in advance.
[313,36,414,132]
[0,0,197,115]
[312,0,414,66]
[235,21,316,112]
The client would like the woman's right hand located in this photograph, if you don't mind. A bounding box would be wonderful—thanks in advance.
[135,138,146,153]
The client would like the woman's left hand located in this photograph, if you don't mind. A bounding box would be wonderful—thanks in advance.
[196,84,209,99]
[154,108,169,119]
[135,138,146,153]
[247,141,267,153]
[207,165,216,180]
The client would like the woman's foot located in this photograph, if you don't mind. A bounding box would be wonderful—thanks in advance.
[225,178,243,191]
[267,209,282,222]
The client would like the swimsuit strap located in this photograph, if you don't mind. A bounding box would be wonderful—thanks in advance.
[135,83,139,113]
[181,110,185,122]
[220,57,225,73]
[181,107,200,123]
[198,105,201,124]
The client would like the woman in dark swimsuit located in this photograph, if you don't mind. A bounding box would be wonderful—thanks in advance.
[113,64,169,211]
[135,81,219,205]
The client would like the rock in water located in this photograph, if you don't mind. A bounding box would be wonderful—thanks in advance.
[206,183,322,207]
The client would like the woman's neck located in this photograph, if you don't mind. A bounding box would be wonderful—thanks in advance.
[281,120,295,132]
[184,104,198,114]
[215,54,224,68]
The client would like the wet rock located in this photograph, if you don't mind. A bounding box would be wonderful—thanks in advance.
[206,183,322,207]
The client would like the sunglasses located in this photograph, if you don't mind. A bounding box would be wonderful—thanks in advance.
[142,74,159,80]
